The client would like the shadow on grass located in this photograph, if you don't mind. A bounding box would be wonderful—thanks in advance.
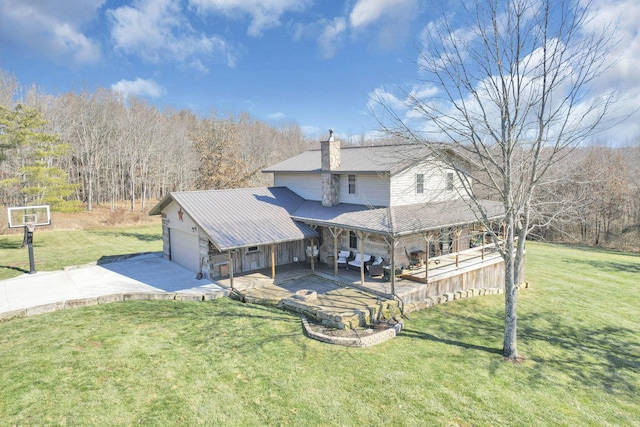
[401,328,503,355]
[401,305,639,395]
[91,231,161,242]
[561,257,640,274]
[0,238,23,250]
[546,242,640,259]
[0,265,29,274]
[519,314,640,396]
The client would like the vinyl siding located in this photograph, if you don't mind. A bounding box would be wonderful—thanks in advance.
[338,173,390,206]
[390,163,468,206]
[274,173,322,201]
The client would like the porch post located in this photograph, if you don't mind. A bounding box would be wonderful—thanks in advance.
[271,243,276,279]
[390,238,397,296]
[310,238,315,271]
[454,228,462,268]
[228,249,235,290]
[424,233,432,283]
[358,231,368,285]
[328,227,341,276]
[481,226,485,261]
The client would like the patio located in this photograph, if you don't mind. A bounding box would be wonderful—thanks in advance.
[212,242,506,329]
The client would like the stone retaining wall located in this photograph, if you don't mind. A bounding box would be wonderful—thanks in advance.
[0,289,229,322]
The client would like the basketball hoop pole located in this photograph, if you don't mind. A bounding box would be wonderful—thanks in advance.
[25,223,36,274]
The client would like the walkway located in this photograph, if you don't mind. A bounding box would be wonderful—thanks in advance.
[0,253,228,318]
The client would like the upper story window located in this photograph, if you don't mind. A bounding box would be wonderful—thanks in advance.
[348,174,356,194]
[416,174,424,194]
[446,172,454,191]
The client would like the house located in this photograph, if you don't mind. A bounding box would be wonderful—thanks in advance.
[150,131,514,298]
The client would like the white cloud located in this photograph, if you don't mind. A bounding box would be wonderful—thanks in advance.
[349,0,416,29]
[189,0,310,37]
[349,0,418,51]
[111,78,166,99]
[107,0,237,70]
[268,112,286,120]
[0,0,102,65]
[317,17,347,59]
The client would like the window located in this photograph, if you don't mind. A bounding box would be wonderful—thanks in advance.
[349,231,358,249]
[416,174,424,194]
[246,246,259,253]
[446,172,454,191]
[348,174,356,194]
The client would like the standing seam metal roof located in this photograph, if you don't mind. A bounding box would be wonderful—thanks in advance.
[262,144,435,175]
[151,187,318,251]
[150,187,503,249]
[291,198,504,236]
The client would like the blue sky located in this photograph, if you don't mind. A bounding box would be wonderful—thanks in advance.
[1,0,639,143]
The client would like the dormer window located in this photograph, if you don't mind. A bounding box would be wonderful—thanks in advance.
[348,174,356,194]
[416,174,424,194]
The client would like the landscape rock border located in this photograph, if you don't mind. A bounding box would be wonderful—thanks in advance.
[0,290,229,322]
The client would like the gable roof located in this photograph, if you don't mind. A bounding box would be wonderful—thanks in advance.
[262,143,476,176]
[150,187,318,251]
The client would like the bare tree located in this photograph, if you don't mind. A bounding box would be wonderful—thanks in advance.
[375,0,616,360]
[191,116,254,190]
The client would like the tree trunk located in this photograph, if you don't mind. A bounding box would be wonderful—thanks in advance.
[503,214,518,360]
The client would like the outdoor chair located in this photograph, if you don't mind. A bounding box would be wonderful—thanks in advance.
[404,247,422,269]
[367,257,386,277]
[306,245,319,259]
[336,250,352,268]
[347,253,372,270]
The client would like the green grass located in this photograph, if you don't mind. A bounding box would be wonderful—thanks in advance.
[0,225,162,280]
[0,242,638,426]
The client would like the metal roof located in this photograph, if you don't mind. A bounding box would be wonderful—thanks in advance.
[150,187,504,250]
[150,187,318,251]
[292,198,504,236]
[262,144,435,175]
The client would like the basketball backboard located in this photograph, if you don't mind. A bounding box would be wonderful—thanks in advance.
[7,205,51,229]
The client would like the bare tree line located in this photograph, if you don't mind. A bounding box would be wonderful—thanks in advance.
[0,69,316,212]
[533,144,640,250]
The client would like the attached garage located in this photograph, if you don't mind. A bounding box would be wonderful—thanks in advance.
[169,228,200,272]
[149,188,319,280]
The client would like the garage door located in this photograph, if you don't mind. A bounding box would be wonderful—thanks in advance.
[169,228,200,272]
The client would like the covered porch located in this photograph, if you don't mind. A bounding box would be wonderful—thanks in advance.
[214,237,510,327]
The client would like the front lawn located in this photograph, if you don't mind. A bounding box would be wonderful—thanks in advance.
[0,224,162,280]
[0,242,638,425]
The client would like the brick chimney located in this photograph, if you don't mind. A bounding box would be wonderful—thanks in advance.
[321,129,340,207]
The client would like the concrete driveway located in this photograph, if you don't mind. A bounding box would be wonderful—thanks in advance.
[0,252,228,316]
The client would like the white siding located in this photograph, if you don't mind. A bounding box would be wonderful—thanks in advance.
[390,162,469,206]
[274,173,322,201]
[339,173,390,206]
[166,201,198,233]
[164,201,201,271]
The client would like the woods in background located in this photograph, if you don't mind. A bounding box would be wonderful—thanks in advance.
[0,69,638,251]
[0,69,316,213]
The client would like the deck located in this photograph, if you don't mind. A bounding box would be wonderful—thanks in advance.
[213,244,508,329]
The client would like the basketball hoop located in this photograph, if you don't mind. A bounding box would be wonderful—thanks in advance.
[25,221,37,233]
